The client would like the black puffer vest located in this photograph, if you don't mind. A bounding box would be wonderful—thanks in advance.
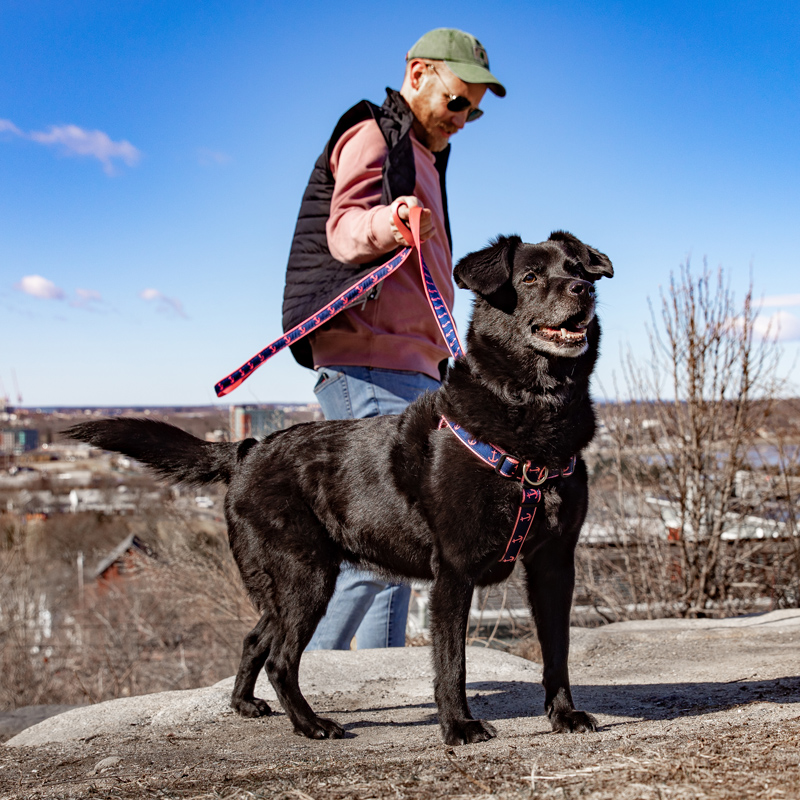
[281,88,452,369]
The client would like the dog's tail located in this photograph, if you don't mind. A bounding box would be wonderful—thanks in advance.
[66,418,253,486]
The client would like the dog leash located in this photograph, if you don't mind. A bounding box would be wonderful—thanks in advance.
[213,205,463,398]
[439,417,577,562]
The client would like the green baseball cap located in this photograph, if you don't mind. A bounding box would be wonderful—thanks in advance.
[407,28,506,97]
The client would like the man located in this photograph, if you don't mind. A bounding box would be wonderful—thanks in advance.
[281,28,505,650]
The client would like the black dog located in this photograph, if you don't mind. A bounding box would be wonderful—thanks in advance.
[68,230,612,745]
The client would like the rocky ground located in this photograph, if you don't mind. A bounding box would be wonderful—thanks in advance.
[2,610,799,800]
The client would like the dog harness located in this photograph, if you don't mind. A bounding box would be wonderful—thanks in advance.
[215,208,576,562]
[439,416,577,562]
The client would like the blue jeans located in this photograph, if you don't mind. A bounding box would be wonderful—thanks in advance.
[306,365,439,650]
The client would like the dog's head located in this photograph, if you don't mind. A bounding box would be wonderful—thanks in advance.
[453,230,613,358]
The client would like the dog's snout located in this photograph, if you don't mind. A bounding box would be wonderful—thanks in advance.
[568,280,593,296]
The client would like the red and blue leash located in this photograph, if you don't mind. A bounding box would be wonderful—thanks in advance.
[214,205,462,398]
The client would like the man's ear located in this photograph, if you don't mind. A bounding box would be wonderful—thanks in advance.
[548,230,614,279]
[454,235,521,295]
[403,58,429,95]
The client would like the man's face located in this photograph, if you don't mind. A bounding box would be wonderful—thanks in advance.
[405,62,488,153]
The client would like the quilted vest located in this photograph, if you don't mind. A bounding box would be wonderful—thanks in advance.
[281,88,451,369]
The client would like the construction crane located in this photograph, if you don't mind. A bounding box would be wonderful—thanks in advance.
[11,369,22,405]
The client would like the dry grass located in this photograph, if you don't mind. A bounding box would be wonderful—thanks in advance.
[0,505,257,712]
[2,716,800,799]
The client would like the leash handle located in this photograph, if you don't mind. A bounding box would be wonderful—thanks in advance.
[392,202,424,249]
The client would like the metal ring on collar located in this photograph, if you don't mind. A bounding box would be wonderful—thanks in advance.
[522,463,549,486]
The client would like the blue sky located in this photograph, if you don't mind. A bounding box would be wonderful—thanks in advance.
[2,0,798,408]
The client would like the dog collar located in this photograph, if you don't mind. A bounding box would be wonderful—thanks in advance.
[439,416,576,562]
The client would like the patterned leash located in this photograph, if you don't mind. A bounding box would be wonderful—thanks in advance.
[214,205,462,397]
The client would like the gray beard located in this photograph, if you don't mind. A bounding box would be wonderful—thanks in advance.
[411,118,448,153]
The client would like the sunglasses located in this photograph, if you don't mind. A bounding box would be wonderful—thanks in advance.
[426,64,484,122]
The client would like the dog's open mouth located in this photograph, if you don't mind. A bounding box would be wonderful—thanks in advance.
[532,314,590,348]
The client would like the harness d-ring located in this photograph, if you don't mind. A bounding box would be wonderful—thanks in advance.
[523,463,549,486]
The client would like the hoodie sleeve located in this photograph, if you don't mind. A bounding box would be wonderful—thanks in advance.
[326,119,398,264]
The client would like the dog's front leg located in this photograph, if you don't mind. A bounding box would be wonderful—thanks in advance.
[429,570,497,745]
[523,546,597,733]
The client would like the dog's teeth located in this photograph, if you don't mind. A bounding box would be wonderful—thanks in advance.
[561,328,568,338]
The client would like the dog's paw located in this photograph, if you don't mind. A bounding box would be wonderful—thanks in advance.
[550,709,598,733]
[232,697,272,718]
[442,718,498,745]
[294,715,345,740]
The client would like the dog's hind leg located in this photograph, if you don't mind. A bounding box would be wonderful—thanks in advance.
[262,564,345,739]
[226,491,347,738]
[230,557,344,738]
[231,612,275,718]
[523,545,597,733]
[429,570,497,745]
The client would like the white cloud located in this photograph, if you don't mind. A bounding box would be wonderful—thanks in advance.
[0,118,141,175]
[139,288,187,319]
[30,124,141,175]
[14,275,65,300]
[0,119,22,136]
[760,293,800,308]
[753,310,800,342]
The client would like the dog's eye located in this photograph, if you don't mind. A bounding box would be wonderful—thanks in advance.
[522,273,537,284]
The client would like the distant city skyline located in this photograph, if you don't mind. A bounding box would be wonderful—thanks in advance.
[2,1,798,406]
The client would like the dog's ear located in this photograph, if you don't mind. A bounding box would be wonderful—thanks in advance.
[584,244,614,278]
[453,235,521,295]
[548,230,614,279]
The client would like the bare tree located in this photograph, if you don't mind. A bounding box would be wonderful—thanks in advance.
[753,398,800,607]
[618,261,788,616]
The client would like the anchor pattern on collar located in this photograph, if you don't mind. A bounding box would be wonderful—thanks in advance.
[439,415,576,562]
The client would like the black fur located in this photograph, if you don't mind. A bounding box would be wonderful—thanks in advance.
[67,231,612,745]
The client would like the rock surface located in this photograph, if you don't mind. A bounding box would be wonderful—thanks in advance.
[2,609,799,799]
[6,646,536,747]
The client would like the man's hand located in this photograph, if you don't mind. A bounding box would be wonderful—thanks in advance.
[390,196,436,245]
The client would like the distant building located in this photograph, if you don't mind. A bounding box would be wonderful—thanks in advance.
[278,403,324,423]
[5,489,71,515]
[68,488,138,514]
[229,405,285,441]
[94,534,157,585]
[1,428,39,454]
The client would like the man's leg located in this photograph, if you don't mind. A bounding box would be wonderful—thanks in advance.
[305,568,390,650]
[352,580,412,648]
[307,365,438,650]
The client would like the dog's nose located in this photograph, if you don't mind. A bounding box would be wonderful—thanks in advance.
[568,280,593,296]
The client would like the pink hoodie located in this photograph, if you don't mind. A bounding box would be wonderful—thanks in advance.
[309,119,455,380]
